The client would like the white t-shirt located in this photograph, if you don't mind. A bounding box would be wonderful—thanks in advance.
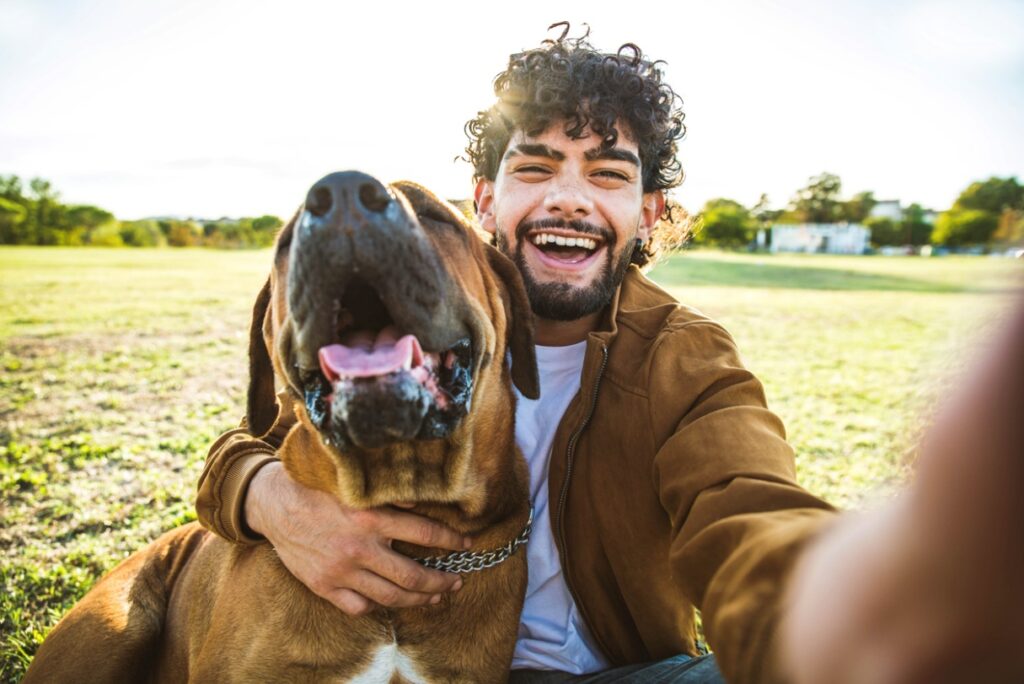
[510,342,611,673]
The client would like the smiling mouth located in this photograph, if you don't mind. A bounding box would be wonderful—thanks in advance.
[527,230,605,264]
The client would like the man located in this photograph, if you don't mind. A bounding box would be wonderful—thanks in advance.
[196,28,1024,683]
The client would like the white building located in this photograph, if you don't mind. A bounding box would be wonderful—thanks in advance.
[870,200,902,221]
[768,223,870,254]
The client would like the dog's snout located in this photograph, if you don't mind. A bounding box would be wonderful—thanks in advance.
[358,181,391,213]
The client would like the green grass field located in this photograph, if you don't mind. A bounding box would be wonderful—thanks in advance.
[1,246,1021,680]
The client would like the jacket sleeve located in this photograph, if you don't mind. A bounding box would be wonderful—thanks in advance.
[195,395,297,544]
[650,321,837,684]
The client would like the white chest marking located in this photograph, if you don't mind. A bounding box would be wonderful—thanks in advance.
[348,642,430,684]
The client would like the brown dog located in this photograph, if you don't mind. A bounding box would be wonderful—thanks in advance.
[25,172,539,683]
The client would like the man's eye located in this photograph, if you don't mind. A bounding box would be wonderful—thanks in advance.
[594,170,630,182]
[514,165,551,175]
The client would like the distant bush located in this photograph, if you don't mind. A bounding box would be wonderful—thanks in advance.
[89,223,125,247]
[119,220,165,247]
[694,198,757,248]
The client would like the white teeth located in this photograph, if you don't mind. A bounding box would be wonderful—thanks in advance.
[530,233,599,250]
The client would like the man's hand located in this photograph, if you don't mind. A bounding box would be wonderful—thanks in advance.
[781,299,1024,683]
[245,462,470,615]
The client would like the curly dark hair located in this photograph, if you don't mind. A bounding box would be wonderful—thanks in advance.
[464,23,691,266]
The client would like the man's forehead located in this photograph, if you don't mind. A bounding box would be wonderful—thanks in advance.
[504,124,640,161]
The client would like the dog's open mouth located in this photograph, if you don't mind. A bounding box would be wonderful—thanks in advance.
[301,277,473,451]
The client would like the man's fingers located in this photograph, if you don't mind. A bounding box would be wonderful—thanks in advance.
[350,571,445,609]
[324,587,374,616]
[365,547,463,594]
[377,509,470,551]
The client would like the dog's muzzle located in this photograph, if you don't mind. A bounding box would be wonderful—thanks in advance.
[287,172,475,450]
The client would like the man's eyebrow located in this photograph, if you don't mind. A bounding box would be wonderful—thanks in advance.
[503,143,565,162]
[584,147,641,167]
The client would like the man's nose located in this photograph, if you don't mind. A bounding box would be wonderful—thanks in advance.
[543,176,594,218]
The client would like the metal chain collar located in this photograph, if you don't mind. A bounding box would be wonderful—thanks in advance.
[413,509,533,575]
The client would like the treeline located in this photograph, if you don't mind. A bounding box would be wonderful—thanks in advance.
[0,175,283,248]
[694,174,1024,250]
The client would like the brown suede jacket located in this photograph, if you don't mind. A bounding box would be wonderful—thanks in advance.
[196,266,836,683]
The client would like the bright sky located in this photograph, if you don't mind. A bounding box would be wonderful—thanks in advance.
[2,0,1022,220]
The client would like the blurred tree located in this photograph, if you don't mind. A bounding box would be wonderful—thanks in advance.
[751,193,783,226]
[0,174,25,201]
[89,223,125,247]
[252,214,283,247]
[841,191,877,223]
[695,198,757,248]
[932,209,999,247]
[119,220,165,247]
[28,177,63,245]
[864,216,902,246]
[953,177,1023,214]
[787,173,843,223]
[993,208,1024,245]
[0,197,28,244]
[60,205,115,245]
[901,203,933,246]
[164,220,202,247]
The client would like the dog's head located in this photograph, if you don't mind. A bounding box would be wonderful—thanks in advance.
[247,171,538,508]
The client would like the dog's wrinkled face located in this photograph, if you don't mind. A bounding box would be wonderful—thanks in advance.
[284,173,480,450]
[246,172,538,506]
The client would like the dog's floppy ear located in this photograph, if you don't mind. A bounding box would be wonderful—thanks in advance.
[485,245,540,400]
[391,180,472,228]
[247,277,278,437]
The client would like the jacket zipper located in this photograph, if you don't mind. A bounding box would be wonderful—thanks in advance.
[555,344,610,654]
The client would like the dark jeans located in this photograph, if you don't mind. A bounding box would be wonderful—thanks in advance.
[508,654,723,684]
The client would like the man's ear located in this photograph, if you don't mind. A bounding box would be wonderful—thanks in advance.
[247,277,279,437]
[638,190,665,242]
[484,244,539,400]
[474,179,497,235]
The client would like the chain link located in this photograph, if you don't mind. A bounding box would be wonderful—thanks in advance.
[413,509,533,574]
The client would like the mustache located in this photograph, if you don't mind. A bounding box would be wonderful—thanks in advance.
[515,217,613,244]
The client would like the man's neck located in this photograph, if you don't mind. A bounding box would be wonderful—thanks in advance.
[533,311,601,347]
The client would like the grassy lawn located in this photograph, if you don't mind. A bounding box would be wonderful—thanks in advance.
[1,246,1021,680]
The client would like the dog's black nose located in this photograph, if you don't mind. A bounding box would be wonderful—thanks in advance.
[304,172,392,219]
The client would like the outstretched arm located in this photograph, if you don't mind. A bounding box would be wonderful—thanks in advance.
[782,296,1024,683]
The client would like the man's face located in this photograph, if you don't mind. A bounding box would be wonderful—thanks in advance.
[475,122,663,322]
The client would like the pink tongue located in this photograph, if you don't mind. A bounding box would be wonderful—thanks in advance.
[319,327,424,381]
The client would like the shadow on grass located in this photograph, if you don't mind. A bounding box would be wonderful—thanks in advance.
[650,257,996,293]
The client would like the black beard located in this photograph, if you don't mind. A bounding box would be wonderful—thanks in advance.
[496,218,636,322]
